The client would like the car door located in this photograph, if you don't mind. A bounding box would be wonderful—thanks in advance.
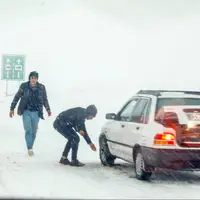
[120,97,151,161]
[106,98,139,159]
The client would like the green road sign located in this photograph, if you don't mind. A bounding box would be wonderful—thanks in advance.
[1,54,25,80]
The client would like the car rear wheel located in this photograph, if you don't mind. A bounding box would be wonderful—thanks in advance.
[135,149,152,180]
[99,134,116,166]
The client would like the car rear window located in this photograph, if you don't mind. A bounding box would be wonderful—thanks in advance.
[156,98,200,110]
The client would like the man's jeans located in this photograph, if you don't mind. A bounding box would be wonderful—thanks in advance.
[22,110,40,150]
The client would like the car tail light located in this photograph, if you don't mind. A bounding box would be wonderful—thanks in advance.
[154,132,175,145]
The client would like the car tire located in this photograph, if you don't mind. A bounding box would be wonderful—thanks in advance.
[99,134,116,166]
[134,149,152,180]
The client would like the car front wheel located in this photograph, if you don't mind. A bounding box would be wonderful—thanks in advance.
[134,149,152,180]
[99,134,116,166]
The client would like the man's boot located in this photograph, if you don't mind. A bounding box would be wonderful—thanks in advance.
[70,159,85,167]
[59,156,71,165]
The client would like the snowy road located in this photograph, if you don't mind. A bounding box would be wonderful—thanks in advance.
[0,100,200,199]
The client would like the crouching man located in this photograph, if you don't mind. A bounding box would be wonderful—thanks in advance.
[53,105,97,167]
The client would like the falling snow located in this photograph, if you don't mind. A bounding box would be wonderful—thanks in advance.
[1,0,200,199]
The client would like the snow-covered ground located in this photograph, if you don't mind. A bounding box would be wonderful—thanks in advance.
[1,95,200,199]
[1,0,200,198]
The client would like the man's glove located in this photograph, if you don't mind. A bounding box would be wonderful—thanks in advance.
[9,110,14,118]
[89,143,97,151]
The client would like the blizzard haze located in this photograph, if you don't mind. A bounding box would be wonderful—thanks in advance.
[1,0,200,112]
[1,0,200,198]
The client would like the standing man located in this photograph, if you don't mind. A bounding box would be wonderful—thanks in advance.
[9,71,51,156]
[53,105,97,167]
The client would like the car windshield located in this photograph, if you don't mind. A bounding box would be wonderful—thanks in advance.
[157,98,200,110]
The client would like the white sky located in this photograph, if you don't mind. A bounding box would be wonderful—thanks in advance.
[0,0,200,114]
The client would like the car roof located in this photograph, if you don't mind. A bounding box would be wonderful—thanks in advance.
[134,90,200,99]
[135,94,200,98]
[158,93,200,98]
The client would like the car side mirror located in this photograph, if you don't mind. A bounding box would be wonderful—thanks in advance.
[105,113,117,120]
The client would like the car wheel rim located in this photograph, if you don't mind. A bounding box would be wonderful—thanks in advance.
[135,153,144,176]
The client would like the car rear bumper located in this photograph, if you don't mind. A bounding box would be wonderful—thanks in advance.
[141,146,200,170]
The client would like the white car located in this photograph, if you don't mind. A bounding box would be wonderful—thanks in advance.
[99,90,200,180]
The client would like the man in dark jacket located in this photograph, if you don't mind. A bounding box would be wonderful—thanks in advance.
[53,105,97,167]
[9,71,51,156]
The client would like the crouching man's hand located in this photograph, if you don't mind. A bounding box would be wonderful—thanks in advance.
[78,130,96,151]
[89,143,97,151]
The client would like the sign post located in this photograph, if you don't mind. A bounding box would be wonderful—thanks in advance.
[1,54,25,96]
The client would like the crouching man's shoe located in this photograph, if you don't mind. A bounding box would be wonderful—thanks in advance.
[59,156,70,165]
[70,159,85,167]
